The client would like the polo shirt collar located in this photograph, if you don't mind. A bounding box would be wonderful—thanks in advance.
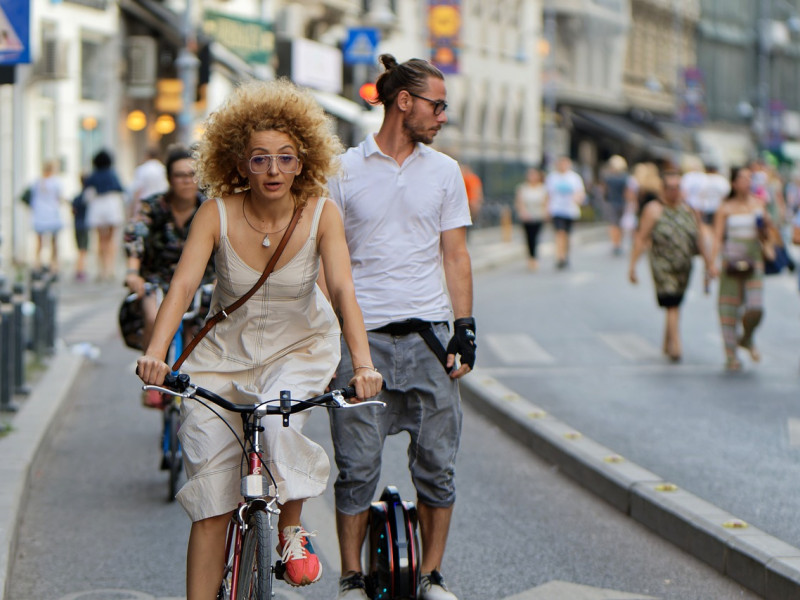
[363,133,430,161]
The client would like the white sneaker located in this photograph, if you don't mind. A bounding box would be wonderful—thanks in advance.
[337,571,369,599]
[418,570,458,600]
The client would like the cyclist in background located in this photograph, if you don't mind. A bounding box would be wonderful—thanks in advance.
[124,146,214,408]
[135,79,382,599]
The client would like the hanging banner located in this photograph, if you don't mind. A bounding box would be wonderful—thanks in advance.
[428,0,460,75]
[677,67,705,127]
[0,0,30,65]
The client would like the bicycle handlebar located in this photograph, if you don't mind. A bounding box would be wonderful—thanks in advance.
[142,372,385,416]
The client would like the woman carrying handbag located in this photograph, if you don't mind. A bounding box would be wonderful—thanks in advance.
[710,166,771,372]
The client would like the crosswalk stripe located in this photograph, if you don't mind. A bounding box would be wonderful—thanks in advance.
[484,333,556,364]
[597,332,661,361]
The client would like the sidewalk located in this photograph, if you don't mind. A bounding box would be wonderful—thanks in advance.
[4,221,796,599]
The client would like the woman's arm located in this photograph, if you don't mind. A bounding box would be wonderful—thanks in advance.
[628,201,660,284]
[136,199,218,385]
[317,200,383,400]
[710,202,727,267]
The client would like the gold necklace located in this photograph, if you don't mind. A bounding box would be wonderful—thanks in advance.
[242,192,292,248]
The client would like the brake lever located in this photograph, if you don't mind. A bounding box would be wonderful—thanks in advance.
[329,390,385,409]
[142,384,196,398]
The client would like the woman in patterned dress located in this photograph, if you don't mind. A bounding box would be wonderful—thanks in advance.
[629,170,714,361]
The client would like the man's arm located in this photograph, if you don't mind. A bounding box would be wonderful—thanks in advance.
[441,227,474,378]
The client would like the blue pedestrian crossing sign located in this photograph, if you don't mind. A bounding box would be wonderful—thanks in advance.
[343,27,380,66]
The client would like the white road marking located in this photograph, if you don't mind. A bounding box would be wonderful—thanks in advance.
[484,333,556,365]
[504,580,657,599]
[788,418,800,447]
[597,332,662,361]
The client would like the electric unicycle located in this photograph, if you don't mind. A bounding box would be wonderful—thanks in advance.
[366,486,421,599]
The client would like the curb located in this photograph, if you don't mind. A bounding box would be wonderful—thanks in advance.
[460,371,800,600]
[0,349,85,600]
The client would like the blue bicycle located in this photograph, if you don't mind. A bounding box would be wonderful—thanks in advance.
[135,282,213,501]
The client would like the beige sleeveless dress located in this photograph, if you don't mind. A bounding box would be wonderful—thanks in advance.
[176,197,341,522]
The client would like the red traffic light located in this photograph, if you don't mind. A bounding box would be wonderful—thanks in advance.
[359,82,377,103]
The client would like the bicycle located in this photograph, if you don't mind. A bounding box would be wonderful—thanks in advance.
[143,371,385,600]
[130,281,212,501]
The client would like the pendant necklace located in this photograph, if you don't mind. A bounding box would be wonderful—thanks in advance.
[242,192,291,247]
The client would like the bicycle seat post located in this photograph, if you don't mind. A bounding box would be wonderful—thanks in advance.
[280,390,291,427]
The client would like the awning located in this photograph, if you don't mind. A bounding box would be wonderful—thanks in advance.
[311,89,382,133]
[571,109,676,159]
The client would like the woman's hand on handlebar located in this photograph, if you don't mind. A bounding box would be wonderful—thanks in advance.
[125,272,147,298]
[348,366,383,401]
[136,354,171,386]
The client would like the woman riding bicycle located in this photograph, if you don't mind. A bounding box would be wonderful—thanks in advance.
[124,146,215,408]
[135,79,383,599]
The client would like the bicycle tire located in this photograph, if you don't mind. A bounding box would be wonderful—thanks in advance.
[167,402,181,501]
[236,509,272,600]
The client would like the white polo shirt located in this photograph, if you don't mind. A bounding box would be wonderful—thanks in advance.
[328,134,471,329]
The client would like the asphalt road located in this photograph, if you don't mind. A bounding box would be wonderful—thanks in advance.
[8,279,759,600]
[475,239,800,556]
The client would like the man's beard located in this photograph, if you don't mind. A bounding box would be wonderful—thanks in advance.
[402,113,438,145]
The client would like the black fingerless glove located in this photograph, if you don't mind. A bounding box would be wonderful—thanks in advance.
[446,317,477,370]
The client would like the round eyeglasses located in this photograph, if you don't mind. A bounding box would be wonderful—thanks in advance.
[249,154,300,174]
[407,91,448,116]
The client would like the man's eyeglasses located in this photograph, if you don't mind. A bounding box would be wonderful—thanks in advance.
[407,91,448,116]
[171,170,195,180]
[249,154,300,174]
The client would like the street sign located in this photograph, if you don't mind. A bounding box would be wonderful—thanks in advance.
[343,27,379,66]
[0,0,30,65]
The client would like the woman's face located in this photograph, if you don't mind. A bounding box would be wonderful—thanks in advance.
[733,168,752,195]
[527,169,541,184]
[240,130,302,204]
[169,158,198,203]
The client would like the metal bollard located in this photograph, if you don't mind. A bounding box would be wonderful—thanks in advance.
[0,292,15,411]
[13,282,30,396]
[44,272,58,354]
[30,270,47,359]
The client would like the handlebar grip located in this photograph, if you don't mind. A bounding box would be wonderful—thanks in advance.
[341,385,357,400]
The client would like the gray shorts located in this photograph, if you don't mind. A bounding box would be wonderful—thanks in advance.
[329,323,462,514]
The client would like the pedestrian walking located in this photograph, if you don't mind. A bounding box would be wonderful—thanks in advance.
[128,147,169,218]
[710,166,769,372]
[460,163,483,226]
[544,155,586,269]
[697,164,730,243]
[601,155,635,256]
[327,54,475,600]
[135,78,382,598]
[28,160,64,275]
[123,146,214,408]
[629,170,713,362]
[514,166,547,271]
[71,174,90,282]
[83,149,126,282]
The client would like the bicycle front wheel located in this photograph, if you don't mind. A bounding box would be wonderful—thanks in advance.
[236,509,272,600]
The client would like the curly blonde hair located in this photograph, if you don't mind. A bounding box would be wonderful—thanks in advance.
[194,78,344,207]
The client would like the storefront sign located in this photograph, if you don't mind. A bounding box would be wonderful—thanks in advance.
[203,10,273,65]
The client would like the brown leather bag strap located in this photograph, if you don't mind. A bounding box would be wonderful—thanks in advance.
[171,206,303,371]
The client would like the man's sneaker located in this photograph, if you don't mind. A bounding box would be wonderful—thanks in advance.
[277,526,322,586]
[337,571,368,599]
[418,570,458,600]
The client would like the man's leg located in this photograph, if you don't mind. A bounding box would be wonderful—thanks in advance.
[336,509,371,575]
[417,502,454,574]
